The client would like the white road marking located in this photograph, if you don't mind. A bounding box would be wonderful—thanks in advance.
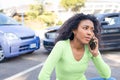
[4,62,44,80]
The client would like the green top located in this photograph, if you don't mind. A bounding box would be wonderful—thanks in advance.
[38,39,111,80]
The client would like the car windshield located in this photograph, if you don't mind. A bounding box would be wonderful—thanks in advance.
[0,13,20,25]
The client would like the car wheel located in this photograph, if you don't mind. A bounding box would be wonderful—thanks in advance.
[0,46,5,62]
[27,51,34,54]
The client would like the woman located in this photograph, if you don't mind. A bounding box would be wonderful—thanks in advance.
[38,13,115,80]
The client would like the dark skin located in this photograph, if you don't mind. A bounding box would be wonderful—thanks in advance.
[70,20,99,61]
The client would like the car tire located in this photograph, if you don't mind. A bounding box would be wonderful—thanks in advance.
[27,51,34,54]
[0,46,5,62]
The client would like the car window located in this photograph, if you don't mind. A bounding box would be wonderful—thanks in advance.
[103,15,120,25]
[0,13,20,25]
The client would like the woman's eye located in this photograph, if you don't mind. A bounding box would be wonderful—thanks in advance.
[83,27,88,30]
[91,29,94,32]
[92,28,95,32]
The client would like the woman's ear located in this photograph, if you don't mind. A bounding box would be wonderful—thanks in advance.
[72,30,77,35]
[69,31,74,40]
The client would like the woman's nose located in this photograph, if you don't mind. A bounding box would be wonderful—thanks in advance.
[87,30,93,35]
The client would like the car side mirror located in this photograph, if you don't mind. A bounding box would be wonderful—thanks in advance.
[101,21,109,25]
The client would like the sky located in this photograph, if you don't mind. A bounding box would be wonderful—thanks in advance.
[0,0,60,9]
[0,0,119,9]
[0,0,35,9]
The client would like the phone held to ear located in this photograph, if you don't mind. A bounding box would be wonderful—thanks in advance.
[89,38,96,50]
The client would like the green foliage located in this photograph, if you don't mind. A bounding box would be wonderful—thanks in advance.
[37,12,57,26]
[26,3,59,27]
[29,4,44,15]
[26,11,39,20]
[26,4,44,20]
[56,20,63,25]
[60,0,85,12]
[26,1,64,28]
[0,9,3,12]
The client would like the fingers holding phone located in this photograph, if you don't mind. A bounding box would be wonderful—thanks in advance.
[89,37,98,49]
[89,38,96,50]
[89,36,99,57]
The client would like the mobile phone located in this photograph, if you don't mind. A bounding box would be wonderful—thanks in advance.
[89,38,96,50]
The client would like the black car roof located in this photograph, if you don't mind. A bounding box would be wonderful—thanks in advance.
[95,13,120,21]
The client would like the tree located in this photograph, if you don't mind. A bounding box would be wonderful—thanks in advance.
[26,0,61,27]
[26,4,58,27]
[37,11,57,26]
[0,9,3,12]
[26,4,44,20]
[60,0,85,12]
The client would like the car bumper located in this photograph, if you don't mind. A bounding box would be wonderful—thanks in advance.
[43,39,54,51]
[3,36,40,57]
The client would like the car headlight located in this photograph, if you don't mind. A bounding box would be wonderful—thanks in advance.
[4,33,19,40]
[45,32,58,39]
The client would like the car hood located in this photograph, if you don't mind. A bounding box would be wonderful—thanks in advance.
[0,25,35,38]
[46,26,60,31]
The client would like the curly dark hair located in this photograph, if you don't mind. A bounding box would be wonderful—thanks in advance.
[55,13,101,43]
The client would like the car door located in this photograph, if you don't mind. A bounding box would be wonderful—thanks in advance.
[100,14,120,50]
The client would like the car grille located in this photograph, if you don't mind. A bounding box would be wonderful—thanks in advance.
[0,45,2,50]
[19,45,29,52]
[20,36,34,40]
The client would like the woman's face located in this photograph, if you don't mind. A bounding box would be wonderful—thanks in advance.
[73,19,94,44]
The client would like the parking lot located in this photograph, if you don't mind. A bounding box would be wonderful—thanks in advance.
[0,46,120,80]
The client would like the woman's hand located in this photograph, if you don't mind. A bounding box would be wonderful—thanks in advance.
[89,36,99,57]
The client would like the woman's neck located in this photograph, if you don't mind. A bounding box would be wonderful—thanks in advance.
[70,39,84,50]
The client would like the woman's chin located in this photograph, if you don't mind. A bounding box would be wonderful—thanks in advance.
[83,41,89,45]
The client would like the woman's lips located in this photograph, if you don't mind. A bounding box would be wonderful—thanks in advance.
[85,37,91,41]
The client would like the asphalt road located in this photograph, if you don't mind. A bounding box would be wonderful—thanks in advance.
[0,45,120,80]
